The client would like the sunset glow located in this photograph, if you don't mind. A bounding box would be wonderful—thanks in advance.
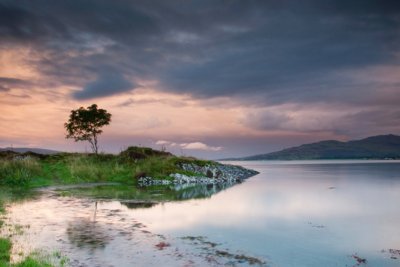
[1,1,399,158]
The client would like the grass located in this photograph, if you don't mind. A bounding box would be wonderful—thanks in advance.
[0,197,51,267]
[0,146,213,188]
[42,155,133,184]
[12,258,50,267]
[0,238,11,263]
[0,147,217,267]
[0,191,64,267]
[0,147,220,267]
[0,241,57,266]
[0,158,41,186]
[0,221,60,267]
[0,200,4,214]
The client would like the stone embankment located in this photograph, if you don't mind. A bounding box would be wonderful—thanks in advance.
[138,162,259,186]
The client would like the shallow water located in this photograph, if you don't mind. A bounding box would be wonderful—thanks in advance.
[2,160,400,267]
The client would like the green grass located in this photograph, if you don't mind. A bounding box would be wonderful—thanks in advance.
[0,206,50,267]
[0,240,55,266]
[0,191,59,267]
[0,225,57,267]
[0,238,11,263]
[0,201,4,214]
[13,257,53,267]
[0,158,41,186]
[40,154,135,184]
[0,147,218,267]
[0,153,129,187]
[0,147,213,188]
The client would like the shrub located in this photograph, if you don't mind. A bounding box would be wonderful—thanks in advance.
[0,157,42,186]
[119,146,172,162]
[133,156,180,179]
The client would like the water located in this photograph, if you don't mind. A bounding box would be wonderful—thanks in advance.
[2,160,400,266]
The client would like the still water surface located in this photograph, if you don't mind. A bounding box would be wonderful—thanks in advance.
[2,160,400,266]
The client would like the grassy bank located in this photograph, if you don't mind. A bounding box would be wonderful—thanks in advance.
[0,186,49,264]
[0,236,58,266]
[1,195,49,267]
[0,189,66,267]
[0,147,216,266]
[0,146,212,188]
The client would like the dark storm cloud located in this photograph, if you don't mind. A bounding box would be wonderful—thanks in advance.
[116,97,188,108]
[242,104,400,138]
[160,1,400,104]
[1,0,400,138]
[0,0,158,42]
[73,68,135,100]
[339,108,400,136]
[0,77,32,91]
[0,0,161,98]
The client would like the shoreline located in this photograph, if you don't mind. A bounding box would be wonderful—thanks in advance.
[138,162,259,186]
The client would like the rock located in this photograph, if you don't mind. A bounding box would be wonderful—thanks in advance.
[352,254,367,265]
[155,241,170,250]
[138,162,259,187]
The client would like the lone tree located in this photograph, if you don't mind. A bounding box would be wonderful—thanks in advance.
[64,104,112,154]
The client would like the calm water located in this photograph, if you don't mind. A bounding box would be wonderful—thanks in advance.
[2,160,400,267]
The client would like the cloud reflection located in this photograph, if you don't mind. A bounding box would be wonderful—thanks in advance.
[132,162,400,252]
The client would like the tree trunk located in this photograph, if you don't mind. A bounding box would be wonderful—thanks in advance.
[93,133,98,154]
[88,138,97,154]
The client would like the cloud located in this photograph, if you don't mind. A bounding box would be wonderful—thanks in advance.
[243,110,292,130]
[73,69,135,100]
[155,140,222,151]
[242,103,400,137]
[0,1,159,43]
[156,1,400,106]
[180,142,222,151]
[1,0,400,152]
[1,1,399,105]
[0,77,31,91]
[155,140,170,145]
[155,140,177,147]
[117,97,188,108]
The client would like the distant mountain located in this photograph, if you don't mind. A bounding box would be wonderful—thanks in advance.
[229,134,400,160]
[0,147,60,155]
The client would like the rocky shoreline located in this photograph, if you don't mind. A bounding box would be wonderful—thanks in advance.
[138,162,259,186]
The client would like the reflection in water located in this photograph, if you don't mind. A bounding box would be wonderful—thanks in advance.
[66,219,110,249]
[173,181,241,200]
[55,179,242,203]
[55,180,241,202]
[66,202,112,250]
[2,160,400,267]
[120,201,158,209]
[132,161,400,267]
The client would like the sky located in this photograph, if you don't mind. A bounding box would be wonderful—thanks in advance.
[1,0,400,159]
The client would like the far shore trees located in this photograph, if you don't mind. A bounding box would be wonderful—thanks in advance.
[64,104,112,154]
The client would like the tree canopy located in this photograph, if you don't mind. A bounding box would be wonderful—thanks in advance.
[64,104,111,154]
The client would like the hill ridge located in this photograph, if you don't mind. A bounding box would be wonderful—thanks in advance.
[0,147,60,155]
[229,134,400,160]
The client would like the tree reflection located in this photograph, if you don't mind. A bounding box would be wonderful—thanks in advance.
[174,182,240,200]
[66,202,111,250]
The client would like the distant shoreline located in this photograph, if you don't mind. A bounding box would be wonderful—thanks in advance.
[220,159,400,165]
[222,134,400,161]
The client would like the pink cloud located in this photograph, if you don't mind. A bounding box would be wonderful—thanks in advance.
[180,142,222,151]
